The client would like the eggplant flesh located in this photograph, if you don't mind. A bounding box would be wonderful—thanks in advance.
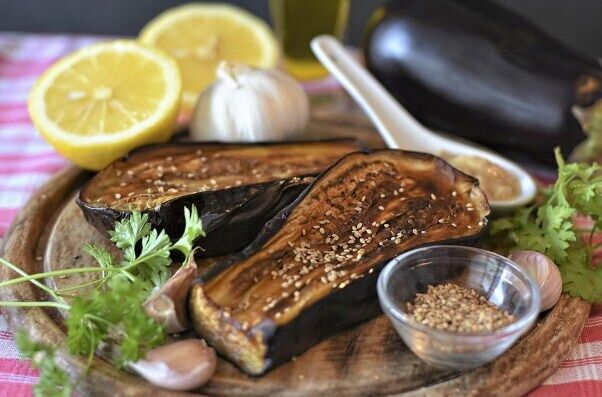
[77,140,363,257]
[363,0,602,165]
[189,150,490,375]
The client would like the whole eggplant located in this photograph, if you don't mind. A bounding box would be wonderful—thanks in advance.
[363,0,602,165]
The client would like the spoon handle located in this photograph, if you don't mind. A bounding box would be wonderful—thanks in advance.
[311,35,440,151]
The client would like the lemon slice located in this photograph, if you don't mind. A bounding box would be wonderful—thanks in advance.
[28,40,182,170]
[139,3,279,112]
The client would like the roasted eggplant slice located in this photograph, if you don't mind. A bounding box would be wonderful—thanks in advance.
[77,140,363,257]
[189,150,490,375]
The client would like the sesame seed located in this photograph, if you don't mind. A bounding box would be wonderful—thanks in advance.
[431,194,437,200]
[412,229,418,235]
[114,193,121,199]
[452,191,457,197]
[378,205,385,211]
[452,223,458,227]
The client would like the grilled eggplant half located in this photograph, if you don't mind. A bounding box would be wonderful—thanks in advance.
[77,139,362,257]
[189,150,490,375]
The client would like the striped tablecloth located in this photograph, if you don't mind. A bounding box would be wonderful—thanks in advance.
[0,32,601,397]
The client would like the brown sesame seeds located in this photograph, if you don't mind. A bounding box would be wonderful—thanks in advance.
[407,283,515,333]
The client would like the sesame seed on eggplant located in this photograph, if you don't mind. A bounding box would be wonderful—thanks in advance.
[77,139,364,257]
[189,150,490,375]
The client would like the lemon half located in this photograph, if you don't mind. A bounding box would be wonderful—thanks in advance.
[28,40,182,170]
[140,3,279,111]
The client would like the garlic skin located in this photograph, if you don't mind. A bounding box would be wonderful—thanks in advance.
[191,61,309,142]
[144,253,198,333]
[131,339,216,391]
[508,250,562,311]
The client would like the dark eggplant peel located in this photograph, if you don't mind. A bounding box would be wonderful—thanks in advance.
[77,139,363,257]
[189,150,490,375]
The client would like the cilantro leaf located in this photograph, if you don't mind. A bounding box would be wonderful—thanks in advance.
[170,206,205,260]
[65,278,164,367]
[559,243,602,303]
[108,212,151,263]
[16,330,72,397]
[489,148,602,302]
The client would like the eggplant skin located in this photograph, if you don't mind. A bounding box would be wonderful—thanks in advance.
[363,0,602,165]
[190,149,490,375]
[77,139,363,258]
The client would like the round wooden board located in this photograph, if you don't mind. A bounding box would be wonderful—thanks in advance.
[0,119,591,397]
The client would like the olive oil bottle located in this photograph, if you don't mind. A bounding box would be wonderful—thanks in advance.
[270,0,350,80]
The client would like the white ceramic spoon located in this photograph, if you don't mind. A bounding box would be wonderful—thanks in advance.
[311,35,537,212]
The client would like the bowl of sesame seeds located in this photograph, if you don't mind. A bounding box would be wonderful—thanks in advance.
[377,245,540,370]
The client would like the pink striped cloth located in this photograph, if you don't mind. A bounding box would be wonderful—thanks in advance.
[0,32,601,396]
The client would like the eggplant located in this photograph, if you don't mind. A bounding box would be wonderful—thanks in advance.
[363,0,602,165]
[77,139,363,257]
[189,150,490,375]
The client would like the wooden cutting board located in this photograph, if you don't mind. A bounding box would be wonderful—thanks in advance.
[0,116,590,397]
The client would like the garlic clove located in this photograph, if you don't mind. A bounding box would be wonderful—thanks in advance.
[144,252,198,333]
[508,250,562,311]
[131,339,217,391]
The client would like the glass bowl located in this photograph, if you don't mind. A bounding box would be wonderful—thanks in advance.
[377,245,540,370]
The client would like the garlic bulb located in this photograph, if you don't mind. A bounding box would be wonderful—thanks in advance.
[131,339,216,391]
[508,251,562,311]
[191,61,309,142]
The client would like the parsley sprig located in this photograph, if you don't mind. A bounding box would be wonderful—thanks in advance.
[490,149,602,302]
[16,330,72,397]
[0,205,205,395]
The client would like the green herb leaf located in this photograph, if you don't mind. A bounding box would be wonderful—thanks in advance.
[490,148,602,302]
[108,212,151,263]
[171,206,206,260]
[16,330,72,397]
[66,278,164,367]
[559,243,602,303]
